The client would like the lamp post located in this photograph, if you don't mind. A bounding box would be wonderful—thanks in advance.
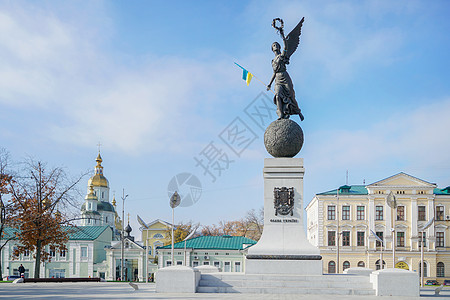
[336,188,340,273]
[170,191,180,266]
[121,189,128,281]
[419,217,434,287]
[386,191,397,268]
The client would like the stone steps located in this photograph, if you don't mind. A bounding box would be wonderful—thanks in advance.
[197,274,376,295]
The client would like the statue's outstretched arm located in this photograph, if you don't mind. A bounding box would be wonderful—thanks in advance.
[267,73,276,91]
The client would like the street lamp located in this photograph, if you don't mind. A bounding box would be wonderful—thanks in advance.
[386,191,397,268]
[419,217,434,287]
[170,191,180,266]
[121,189,128,281]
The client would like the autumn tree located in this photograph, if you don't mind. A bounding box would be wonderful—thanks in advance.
[165,221,200,245]
[0,148,14,280]
[201,207,264,241]
[8,159,85,278]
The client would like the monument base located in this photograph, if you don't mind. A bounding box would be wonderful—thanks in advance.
[245,158,322,275]
[245,258,322,275]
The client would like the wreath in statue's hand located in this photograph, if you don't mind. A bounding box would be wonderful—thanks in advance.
[272,18,284,31]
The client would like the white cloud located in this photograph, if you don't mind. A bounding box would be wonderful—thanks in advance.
[307,98,450,172]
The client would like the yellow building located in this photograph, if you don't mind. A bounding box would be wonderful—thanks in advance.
[139,219,173,273]
[306,172,450,282]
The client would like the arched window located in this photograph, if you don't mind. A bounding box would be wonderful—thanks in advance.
[419,262,428,277]
[343,261,350,271]
[328,261,336,273]
[357,261,365,268]
[437,262,445,277]
[375,259,386,270]
[153,233,164,239]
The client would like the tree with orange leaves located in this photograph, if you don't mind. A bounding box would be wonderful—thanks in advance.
[8,159,85,278]
[0,148,13,280]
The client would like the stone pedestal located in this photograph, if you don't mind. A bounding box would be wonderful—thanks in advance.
[370,268,419,296]
[156,266,200,293]
[245,158,322,275]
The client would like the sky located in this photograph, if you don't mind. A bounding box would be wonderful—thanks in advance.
[1,0,450,238]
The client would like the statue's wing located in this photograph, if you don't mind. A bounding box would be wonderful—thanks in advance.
[286,17,305,59]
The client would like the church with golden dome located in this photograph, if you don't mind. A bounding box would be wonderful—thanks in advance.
[81,153,119,230]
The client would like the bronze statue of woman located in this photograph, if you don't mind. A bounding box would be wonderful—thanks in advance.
[267,18,305,121]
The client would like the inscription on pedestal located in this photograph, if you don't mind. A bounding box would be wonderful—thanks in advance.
[274,187,294,216]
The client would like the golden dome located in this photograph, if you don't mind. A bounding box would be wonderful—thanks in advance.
[88,175,109,188]
[85,185,98,200]
[88,152,109,188]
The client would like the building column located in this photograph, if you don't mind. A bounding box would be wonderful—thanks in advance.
[138,252,143,282]
[411,198,418,250]
[368,197,375,250]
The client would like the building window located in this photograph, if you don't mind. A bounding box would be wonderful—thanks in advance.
[436,206,445,221]
[23,249,30,258]
[328,231,336,246]
[192,261,199,267]
[102,191,104,199]
[357,231,365,246]
[166,261,172,267]
[224,262,231,272]
[214,261,220,268]
[81,247,88,258]
[436,232,444,248]
[375,206,383,220]
[328,261,336,273]
[50,249,56,258]
[342,231,350,246]
[203,261,210,265]
[437,262,445,278]
[357,261,365,267]
[153,233,164,239]
[376,232,383,247]
[420,232,427,247]
[357,206,365,220]
[343,261,350,271]
[376,259,385,270]
[177,261,183,266]
[60,250,66,259]
[235,262,241,272]
[397,232,405,247]
[397,206,405,221]
[342,206,350,220]
[327,206,336,220]
[418,206,426,221]
[419,262,427,278]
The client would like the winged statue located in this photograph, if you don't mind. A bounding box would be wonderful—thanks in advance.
[267,18,305,120]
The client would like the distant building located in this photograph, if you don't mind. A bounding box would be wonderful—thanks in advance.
[80,153,119,230]
[306,172,450,281]
[2,225,113,279]
[157,235,256,272]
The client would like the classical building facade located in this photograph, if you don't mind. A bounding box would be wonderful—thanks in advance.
[306,172,450,281]
[1,225,113,279]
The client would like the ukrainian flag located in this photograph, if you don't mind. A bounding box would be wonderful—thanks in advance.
[235,62,253,86]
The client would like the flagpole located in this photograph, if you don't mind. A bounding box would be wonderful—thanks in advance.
[234,62,275,94]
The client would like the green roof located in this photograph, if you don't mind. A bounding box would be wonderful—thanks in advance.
[67,226,111,240]
[319,185,450,196]
[157,235,257,250]
[434,187,450,195]
[318,185,368,195]
[1,225,111,241]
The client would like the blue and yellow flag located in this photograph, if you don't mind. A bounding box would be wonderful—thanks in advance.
[234,62,253,86]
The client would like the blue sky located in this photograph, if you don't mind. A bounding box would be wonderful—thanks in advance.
[1,0,450,234]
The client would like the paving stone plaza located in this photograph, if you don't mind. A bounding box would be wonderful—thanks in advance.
[0,283,448,299]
